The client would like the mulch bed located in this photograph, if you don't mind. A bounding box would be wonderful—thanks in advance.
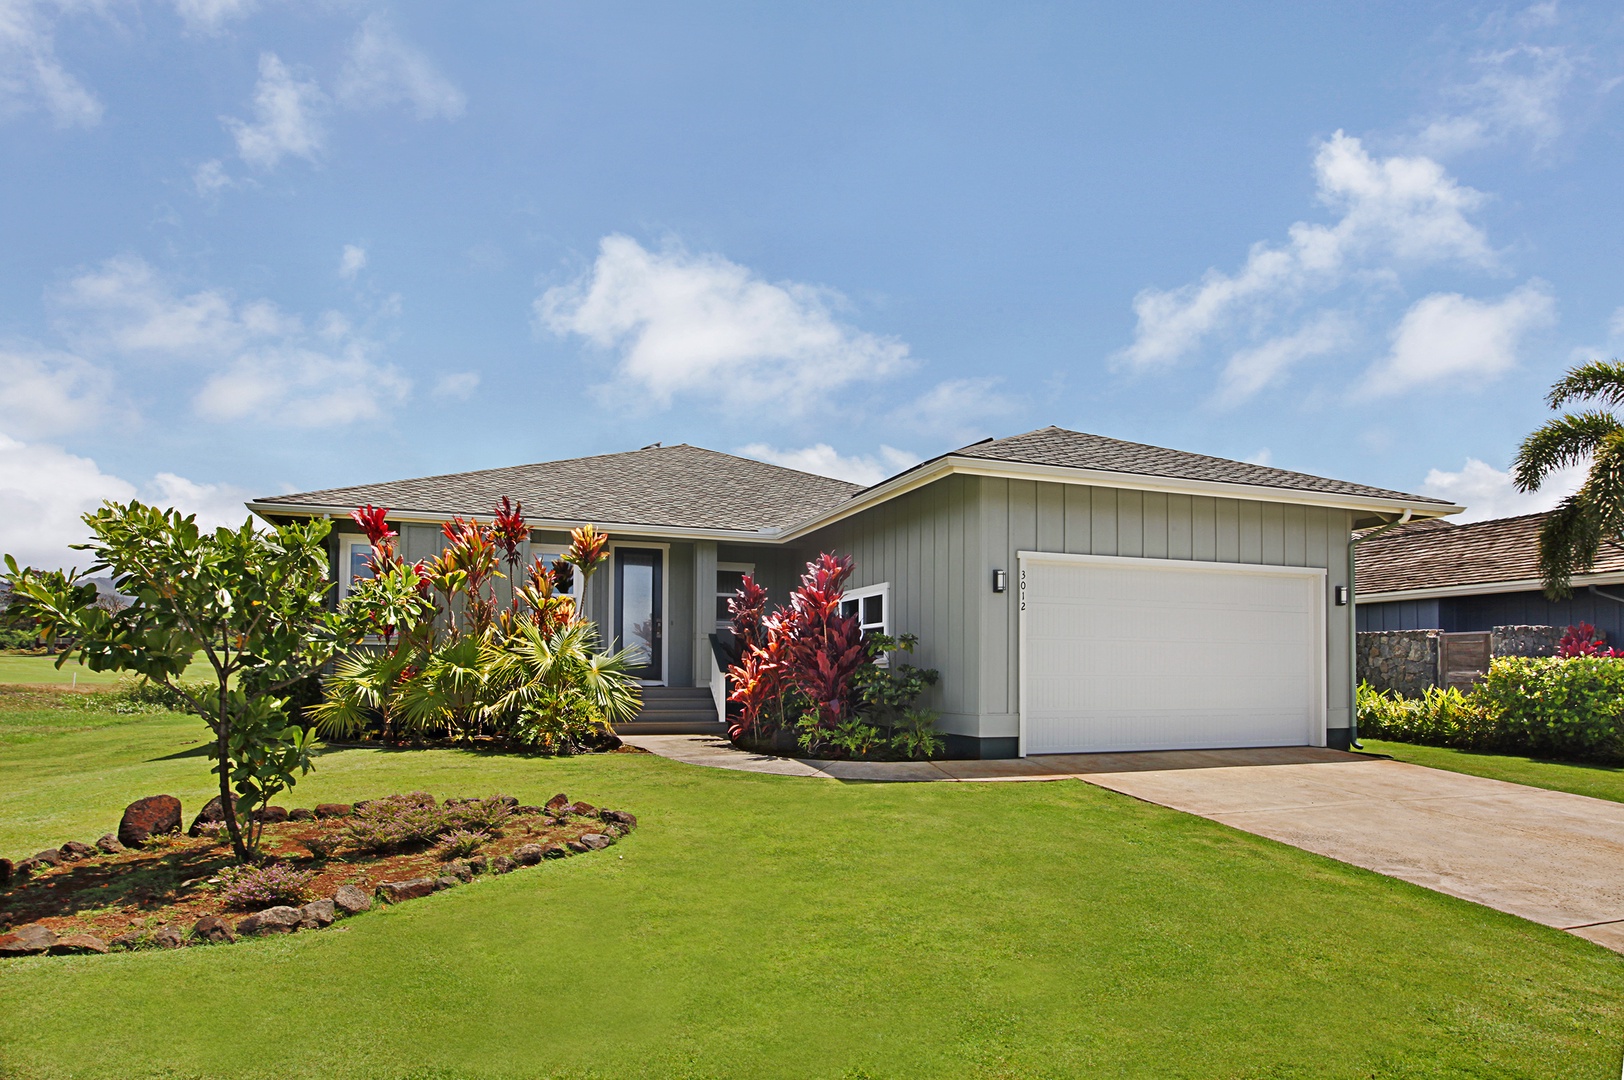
[0,793,635,954]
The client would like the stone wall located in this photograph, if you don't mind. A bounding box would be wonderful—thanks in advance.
[1357,630,1440,698]
[1491,624,1560,658]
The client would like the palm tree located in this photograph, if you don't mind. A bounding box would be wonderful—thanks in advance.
[1513,359,1624,598]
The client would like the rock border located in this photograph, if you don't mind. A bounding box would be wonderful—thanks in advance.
[0,794,637,958]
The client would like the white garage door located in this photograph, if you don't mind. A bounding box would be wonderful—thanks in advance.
[1019,552,1325,755]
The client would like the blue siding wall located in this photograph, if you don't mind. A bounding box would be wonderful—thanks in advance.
[1359,588,1624,644]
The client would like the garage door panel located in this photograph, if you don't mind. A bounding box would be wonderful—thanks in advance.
[1020,553,1324,755]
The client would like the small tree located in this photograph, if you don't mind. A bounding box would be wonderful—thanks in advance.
[3,503,364,862]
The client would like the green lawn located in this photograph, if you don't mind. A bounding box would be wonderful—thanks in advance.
[2,697,1622,1078]
[1361,738,1624,804]
[0,652,125,688]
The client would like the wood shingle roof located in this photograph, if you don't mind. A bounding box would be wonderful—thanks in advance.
[1355,512,1624,596]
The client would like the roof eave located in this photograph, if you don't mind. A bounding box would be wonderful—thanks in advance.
[778,456,1461,540]
[1357,571,1624,603]
[243,501,790,543]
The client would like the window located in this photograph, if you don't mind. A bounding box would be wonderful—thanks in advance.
[716,562,755,629]
[532,551,583,596]
[839,582,889,637]
[340,540,376,600]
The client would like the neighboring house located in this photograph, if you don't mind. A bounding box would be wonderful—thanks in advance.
[1356,512,1624,643]
[248,427,1457,758]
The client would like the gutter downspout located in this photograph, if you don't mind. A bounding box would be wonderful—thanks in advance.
[1347,508,1412,750]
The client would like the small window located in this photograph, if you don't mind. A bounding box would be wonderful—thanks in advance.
[341,540,375,599]
[533,551,582,596]
[839,583,890,637]
[716,563,755,628]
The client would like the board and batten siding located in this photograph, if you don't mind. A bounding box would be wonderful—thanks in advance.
[804,475,1354,745]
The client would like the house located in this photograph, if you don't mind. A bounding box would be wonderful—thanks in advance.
[1355,512,1624,640]
[247,427,1458,758]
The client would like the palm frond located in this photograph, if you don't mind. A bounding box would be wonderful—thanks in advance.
[1512,411,1624,492]
[1546,359,1624,410]
[1537,494,1603,600]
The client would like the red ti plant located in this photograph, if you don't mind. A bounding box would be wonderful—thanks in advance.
[727,574,770,649]
[438,517,499,636]
[563,525,609,583]
[491,497,529,614]
[350,505,399,571]
[780,553,866,731]
[1558,622,1624,658]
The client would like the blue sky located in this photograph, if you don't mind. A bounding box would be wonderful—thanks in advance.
[2,1,1622,567]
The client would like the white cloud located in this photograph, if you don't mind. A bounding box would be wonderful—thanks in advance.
[1119,132,1493,369]
[336,15,465,120]
[147,472,253,529]
[890,376,1021,444]
[0,0,102,127]
[1363,281,1555,396]
[1421,457,1583,522]
[1216,312,1351,405]
[738,443,920,486]
[224,53,327,170]
[0,432,135,571]
[432,371,479,400]
[1415,44,1577,157]
[172,0,256,35]
[192,158,233,197]
[0,349,112,437]
[52,254,410,425]
[537,235,912,411]
[0,432,265,571]
[338,244,367,280]
[194,343,409,426]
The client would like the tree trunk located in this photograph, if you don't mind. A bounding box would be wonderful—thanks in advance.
[217,682,248,862]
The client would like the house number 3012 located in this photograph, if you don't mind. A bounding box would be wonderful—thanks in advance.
[1019,567,1026,611]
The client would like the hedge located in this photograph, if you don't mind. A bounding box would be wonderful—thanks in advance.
[1358,655,1624,762]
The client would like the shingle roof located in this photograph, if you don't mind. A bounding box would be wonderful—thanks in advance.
[950,427,1451,506]
[255,444,862,532]
[1355,512,1624,596]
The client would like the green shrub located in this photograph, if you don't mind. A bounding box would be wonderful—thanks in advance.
[1473,656,1624,761]
[1359,657,1624,762]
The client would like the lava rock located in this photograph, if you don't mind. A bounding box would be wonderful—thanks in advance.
[288,808,316,821]
[491,855,515,875]
[188,794,238,836]
[33,849,63,867]
[119,795,182,848]
[568,801,598,817]
[512,844,543,867]
[58,841,95,861]
[577,833,614,851]
[542,843,570,860]
[513,805,543,816]
[375,878,437,903]
[0,924,56,956]
[442,859,474,883]
[314,803,352,819]
[544,793,570,813]
[332,884,371,915]
[498,796,519,810]
[12,859,39,879]
[95,834,124,855]
[191,915,237,944]
[150,926,185,949]
[0,859,11,886]
[108,932,143,951]
[236,906,303,936]
[566,840,589,853]
[434,876,459,891]
[252,806,289,824]
[300,900,336,929]
[49,933,109,955]
[465,855,488,875]
[601,810,637,828]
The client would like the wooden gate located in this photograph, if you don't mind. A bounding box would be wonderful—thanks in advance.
[1440,632,1492,690]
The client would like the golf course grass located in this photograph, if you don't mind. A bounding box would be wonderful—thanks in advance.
[0,653,125,688]
[2,693,1621,1078]
[1360,737,1624,804]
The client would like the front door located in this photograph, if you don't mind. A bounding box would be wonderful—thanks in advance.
[614,548,664,682]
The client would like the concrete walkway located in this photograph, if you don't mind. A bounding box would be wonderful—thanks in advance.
[621,735,1624,952]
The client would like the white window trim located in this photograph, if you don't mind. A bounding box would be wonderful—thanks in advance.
[607,541,671,687]
[526,545,585,599]
[841,582,891,636]
[339,538,376,602]
[716,561,755,630]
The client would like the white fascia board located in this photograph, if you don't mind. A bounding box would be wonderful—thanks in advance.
[243,502,783,543]
[779,456,1460,541]
[1358,572,1624,603]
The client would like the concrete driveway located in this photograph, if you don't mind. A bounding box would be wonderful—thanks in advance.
[625,736,1624,952]
[1056,748,1624,953]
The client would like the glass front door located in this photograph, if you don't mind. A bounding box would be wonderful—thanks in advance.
[614,548,663,682]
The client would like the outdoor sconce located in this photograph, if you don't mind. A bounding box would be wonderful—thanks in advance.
[993,569,1008,593]
[1334,585,1349,606]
